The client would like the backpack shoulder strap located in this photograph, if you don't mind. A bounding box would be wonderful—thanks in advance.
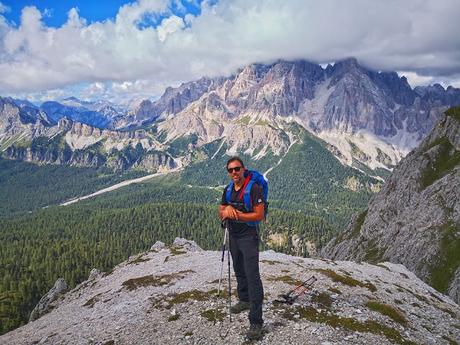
[243,180,255,212]
[225,182,233,204]
[237,172,252,201]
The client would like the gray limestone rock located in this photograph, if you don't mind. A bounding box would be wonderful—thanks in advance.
[322,110,460,303]
[29,278,69,322]
[88,269,102,281]
[151,241,166,252]
[172,237,203,252]
[2,246,458,344]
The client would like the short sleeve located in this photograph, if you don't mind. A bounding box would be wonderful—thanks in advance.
[250,183,264,206]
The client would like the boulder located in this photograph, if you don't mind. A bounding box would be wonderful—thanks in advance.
[29,278,68,322]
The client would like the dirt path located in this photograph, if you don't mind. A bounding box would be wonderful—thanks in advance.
[59,170,174,206]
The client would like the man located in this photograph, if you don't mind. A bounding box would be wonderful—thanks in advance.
[219,156,265,341]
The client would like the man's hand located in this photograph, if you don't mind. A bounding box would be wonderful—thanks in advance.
[222,205,239,220]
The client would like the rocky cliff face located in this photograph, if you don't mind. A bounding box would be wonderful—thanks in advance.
[0,97,57,149]
[4,117,175,172]
[155,58,459,171]
[322,107,460,304]
[1,238,459,344]
[114,77,223,129]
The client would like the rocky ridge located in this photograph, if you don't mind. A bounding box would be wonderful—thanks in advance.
[40,97,124,129]
[1,238,459,345]
[2,58,460,174]
[120,77,224,128]
[156,58,460,170]
[0,97,58,151]
[3,115,176,172]
[322,107,460,303]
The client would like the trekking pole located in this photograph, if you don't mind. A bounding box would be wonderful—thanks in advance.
[227,223,232,323]
[214,221,227,325]
[216,221,231,339]
[275,276,318,304]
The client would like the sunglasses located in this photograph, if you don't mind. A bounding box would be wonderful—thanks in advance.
[227,166,243,173]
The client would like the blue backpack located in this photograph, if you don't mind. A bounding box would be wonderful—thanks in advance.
[225,169,269,226]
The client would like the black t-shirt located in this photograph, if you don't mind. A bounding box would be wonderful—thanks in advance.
[221,183,264,237]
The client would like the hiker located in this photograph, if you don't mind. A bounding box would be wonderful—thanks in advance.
[219,156,265,341]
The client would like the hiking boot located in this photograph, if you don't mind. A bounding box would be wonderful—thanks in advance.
[230,301,250,314]
[246,323,264,341]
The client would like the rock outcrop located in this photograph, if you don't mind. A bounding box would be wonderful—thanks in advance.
[172,237,203,252]
[322,107,460,303]
[0,97,57,148]
[2,238,459,344]
[29,278,69,322]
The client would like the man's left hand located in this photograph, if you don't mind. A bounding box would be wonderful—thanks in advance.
[224,205,239,220]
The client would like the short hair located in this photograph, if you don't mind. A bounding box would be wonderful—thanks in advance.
[226,156,245,169]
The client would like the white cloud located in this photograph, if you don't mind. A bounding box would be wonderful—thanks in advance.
[157,15,184,41]
[398,71,435,88]
[451,80,460,88]
[82,81,106,96]
[0,0,459,102]
[42,8,54,18]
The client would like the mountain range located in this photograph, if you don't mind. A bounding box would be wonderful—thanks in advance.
[2,57,460,175]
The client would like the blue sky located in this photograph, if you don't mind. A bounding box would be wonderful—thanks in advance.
[2,1,132,27]
[0,0,459,103]
[1,0,203,28]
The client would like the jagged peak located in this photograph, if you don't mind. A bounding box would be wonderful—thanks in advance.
[327,57,362,75]
[432,83,446,92]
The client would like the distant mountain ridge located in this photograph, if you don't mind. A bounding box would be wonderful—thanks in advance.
[40,97,125,129]
[1,57,460,175]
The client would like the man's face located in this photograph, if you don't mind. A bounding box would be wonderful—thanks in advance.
[227,161,244,183]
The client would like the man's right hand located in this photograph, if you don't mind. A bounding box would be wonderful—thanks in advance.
[222,205,239,220]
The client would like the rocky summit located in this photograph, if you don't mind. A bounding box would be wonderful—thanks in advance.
[322,107,460,304]
[1,238,459,345]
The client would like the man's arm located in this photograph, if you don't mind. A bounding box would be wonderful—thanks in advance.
[235,203,264,222]
[219,185,240,220]
[219,204,239,220]
[234,182,264,222]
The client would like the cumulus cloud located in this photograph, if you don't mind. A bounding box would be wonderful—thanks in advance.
[0,0,459,101]
[157,15,184,41]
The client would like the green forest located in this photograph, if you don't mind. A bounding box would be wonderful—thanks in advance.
[0,158,147,218]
